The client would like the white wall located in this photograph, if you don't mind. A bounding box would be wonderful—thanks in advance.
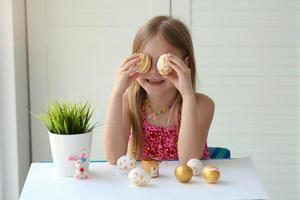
[297,31,300,199]
[297,70,299,200]
[298,28,300,199]
[0,0,30,199]
[0,1,19,199]
[12,0,31,193]
[26,0,170,162]
[173,0,298,199]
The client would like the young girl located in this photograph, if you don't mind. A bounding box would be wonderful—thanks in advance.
[103,16,214,164]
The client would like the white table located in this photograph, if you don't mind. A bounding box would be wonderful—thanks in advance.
[20,157,269,200]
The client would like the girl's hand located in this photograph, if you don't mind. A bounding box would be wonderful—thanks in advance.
[113,54,142,95]
[164,53,194,98]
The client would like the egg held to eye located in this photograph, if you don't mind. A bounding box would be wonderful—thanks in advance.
[137,53,151,73]
[157,54,172,75]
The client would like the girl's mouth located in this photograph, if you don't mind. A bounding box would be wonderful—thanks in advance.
[146,78,165,85]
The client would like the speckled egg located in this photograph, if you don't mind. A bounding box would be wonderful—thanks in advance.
[128,168,151,186]
[117,155,136,174]
[187,158,203,176]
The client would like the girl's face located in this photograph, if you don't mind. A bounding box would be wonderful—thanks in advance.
[136,35,185,96]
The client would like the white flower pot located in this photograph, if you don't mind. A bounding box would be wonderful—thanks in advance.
[48,131,93,177]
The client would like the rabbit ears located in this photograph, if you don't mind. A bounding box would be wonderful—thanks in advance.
[68,150,88,161]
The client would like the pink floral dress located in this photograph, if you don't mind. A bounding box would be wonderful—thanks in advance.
[141,106,210,160]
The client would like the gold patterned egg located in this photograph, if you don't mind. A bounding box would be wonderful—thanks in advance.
[137,53,151,73]
[157,54,172,75]
[202,165,220,184]
[175,164,193,183]
[141,158,159,178]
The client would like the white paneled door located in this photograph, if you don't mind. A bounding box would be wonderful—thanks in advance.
[27,0,170,162]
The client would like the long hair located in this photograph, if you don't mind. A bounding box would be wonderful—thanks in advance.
[127,16,197,158]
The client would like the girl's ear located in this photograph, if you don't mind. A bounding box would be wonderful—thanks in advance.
[184,57,189,66]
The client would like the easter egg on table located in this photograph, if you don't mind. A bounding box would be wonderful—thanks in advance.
[128,168,151,186]
[141,158,159,178]
[117,155,136,174]
[175,164,193,183]
[202,165,220,184]
[187,158,203,176]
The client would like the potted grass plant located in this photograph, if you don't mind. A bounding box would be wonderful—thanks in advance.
[38,101,97,176]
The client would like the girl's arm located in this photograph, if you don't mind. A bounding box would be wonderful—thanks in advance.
[164,53,215,164]
[103,54,141,164]
[178,93,214,163]
[103,92,131,164]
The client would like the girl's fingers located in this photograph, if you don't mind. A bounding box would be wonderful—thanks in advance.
[123,65,142,76]
[164,72,179,88]
[168,61,182,74]
[122,56,141,71]
[167,54,187,70]
[120,54,140,69]
[129,73,143,81]
[127,65,139,73]
[164,73,176,83]
[120,70,142,85]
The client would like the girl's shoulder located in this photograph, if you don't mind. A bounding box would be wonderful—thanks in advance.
[195,92,214,103]
[195,93,215,113]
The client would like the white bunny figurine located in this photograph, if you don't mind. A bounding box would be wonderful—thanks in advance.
[68,151,89,179]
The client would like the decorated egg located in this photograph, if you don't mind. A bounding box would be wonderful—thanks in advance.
[117,155,136,174]
[141,158,159,178]
[202,165,220,184]
[175,164,193,183]
[187,158,203,176]
[128,168,151,186]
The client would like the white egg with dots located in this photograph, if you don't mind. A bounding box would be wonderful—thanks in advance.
[117,155,136,174]
[187,158,203,176]
[128,168,151,186]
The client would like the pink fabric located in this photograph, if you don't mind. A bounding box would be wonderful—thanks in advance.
[141,106,210,160]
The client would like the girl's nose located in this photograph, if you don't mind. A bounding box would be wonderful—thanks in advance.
[148,61,159,74]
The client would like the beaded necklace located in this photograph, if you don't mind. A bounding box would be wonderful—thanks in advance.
[146,99,173,121]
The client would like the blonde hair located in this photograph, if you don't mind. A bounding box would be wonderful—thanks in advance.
[127,16,197,158]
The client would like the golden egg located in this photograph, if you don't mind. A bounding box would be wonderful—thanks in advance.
[141,158,159,178]
[202,165,220,184]
[175,164,193,183]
